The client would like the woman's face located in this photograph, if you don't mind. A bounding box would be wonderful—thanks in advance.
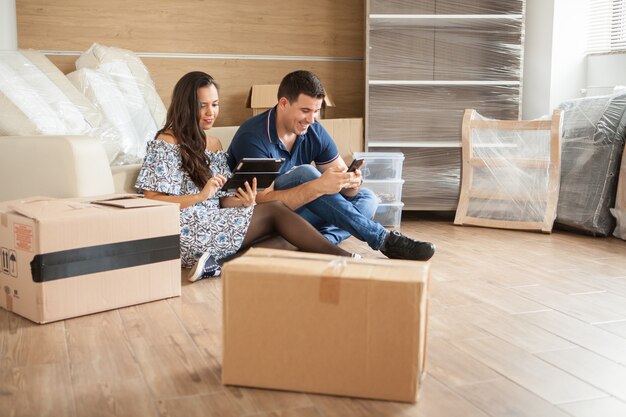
[197,84,219,130]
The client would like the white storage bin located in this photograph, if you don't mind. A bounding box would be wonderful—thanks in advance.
[362,179,404,204]
[373,203,404,227]
[352,152,404,180]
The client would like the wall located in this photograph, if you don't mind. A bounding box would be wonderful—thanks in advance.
[522,0,588,119]
[0,0,17,50]
[586,53,626,96]
[549,0,588,108]
[15,0,365,126]
[521,0,554,119]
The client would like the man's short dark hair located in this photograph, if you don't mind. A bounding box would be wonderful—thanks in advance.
[277,70,325,103]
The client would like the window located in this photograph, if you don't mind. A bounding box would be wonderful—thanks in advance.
[588,0,626,53]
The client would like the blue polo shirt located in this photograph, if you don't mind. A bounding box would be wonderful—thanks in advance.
[226,107,339,174]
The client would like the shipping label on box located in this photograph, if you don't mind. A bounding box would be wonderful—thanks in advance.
[222,248,430,403]
[0,195,181,323]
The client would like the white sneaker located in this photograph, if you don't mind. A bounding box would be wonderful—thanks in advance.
[187,252,221,282]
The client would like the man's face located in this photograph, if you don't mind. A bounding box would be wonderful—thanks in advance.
[280,94,324,136]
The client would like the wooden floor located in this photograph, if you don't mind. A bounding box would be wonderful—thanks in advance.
[2,212,626,417]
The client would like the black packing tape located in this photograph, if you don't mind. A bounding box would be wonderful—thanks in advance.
[30,235,180,282]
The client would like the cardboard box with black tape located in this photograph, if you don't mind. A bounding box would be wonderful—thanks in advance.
[222,248,430,403]
[0,195,181,323]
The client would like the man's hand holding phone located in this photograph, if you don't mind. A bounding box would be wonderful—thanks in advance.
[347,158,364,173]
[345,158,364,189]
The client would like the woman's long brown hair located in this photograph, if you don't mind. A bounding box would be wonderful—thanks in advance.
[156,71,218,189]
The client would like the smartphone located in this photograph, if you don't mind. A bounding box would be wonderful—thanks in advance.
[347,158,365,172]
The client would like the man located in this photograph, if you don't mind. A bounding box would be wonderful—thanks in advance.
[227,70,435,260]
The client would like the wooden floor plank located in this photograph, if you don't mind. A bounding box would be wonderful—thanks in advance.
[157,391,254,417]
[0,363,76,417]
[452,336,608,404]
[558,397,626,417]
[427,309,491,341]
[452,280,550,314]
[411,375,492,417]
[66,324,143,385]
[511,285,626,324]
[598,321,626,339]
[536,347,626,402]
[572,291,626,317]
[1,313,68,367]
[454,378,573,417]
[73,378,158,417]
[426,337,501,386]
[521,310,626,364]
[127,331,223,400]
[450,303,576,353]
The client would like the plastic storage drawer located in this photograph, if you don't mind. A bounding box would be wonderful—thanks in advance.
[373,202,404,227]
[362,179,404,204]
[352,152,404,180]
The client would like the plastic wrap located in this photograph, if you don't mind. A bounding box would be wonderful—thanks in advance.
[367,7,524,143]
[556,92,626,236]
[454,109,562,232]
[369,147,461,210]
[370,0,524,15]
[76,43,167,163]
[0,50,122,162]
[67,68,151,165]
[369,19,522,81]
[368,85,519,143]
[611,140,626,239]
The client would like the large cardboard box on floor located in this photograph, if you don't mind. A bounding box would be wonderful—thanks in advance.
[319,118,364,162]
[222,248,430,403]
[0,195,181,323]
[246,84,335,116]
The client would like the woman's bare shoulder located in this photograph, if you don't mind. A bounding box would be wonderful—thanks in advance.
[206,135,223,152]
[156,131,178,145]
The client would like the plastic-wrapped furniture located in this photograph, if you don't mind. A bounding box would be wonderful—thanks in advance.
[454,109,563,233]
[556,92,626,236]
[610,146,626,240]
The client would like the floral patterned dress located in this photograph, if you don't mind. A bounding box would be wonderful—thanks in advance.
[135,139,253,268]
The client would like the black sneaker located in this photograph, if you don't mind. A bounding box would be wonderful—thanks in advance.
[187,252,222,282]
[380,230,435,261]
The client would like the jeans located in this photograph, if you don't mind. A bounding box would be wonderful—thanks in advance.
[273,165,389,250]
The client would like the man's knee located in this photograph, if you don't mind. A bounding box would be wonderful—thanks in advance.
[356,187,379,219]
[274,165,321,190]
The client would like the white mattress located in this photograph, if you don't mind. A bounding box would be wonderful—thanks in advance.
[73,43,167,164]
[0,50,122,163]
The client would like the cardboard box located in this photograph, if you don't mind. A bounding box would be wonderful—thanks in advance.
[0,195,181,323]
[222,248,430,403]
[319,118,364,163]
[246,84,335,116]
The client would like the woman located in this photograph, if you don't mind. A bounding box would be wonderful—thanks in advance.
[136,71,356,282]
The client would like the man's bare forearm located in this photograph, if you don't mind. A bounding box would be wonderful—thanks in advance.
[256,180,324,210]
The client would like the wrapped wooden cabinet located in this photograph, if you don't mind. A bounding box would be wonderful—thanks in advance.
[365,0,526,210]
